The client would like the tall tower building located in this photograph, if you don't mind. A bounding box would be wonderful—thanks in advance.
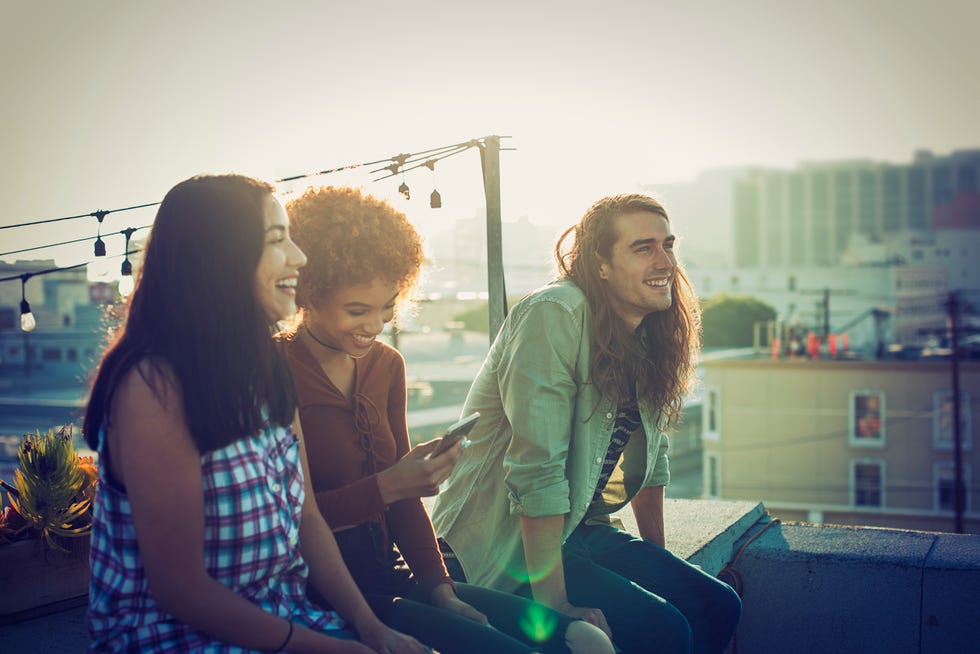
[733,149,980,268]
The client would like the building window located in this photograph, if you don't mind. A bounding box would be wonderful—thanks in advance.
[933,391,972,451]
[934,462,972,512]
[67,348,78,362]
[705,452,720,499]
[849,390,886,447]
[703,387,720,441]
[41,347,62,362]
[852,459,884,508]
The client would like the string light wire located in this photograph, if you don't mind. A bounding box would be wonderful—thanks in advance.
[0,136,507,296]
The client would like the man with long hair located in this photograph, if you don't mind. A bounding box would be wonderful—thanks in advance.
[432,194,741,654]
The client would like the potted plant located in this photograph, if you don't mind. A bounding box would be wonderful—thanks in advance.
[0,426,96,619]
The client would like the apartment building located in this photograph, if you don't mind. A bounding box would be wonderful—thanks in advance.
[700,354,980,534]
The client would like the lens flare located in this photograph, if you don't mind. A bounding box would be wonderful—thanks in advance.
[518,603,559,643]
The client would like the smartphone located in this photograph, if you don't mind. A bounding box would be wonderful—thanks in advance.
[428,412,480,458]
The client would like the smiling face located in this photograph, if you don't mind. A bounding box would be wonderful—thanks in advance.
[305,278,399,358]
[254,196,307,323]
[597,210,676,331]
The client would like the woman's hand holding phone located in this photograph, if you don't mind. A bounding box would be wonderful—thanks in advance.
[377,438,461,503]
[376,414,478,504]
[427,412,479,459]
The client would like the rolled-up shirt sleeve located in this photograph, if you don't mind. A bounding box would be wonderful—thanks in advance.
[647,431,670,488]
[497,299,582,518]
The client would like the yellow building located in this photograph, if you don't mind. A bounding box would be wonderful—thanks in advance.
[700,355,980,534]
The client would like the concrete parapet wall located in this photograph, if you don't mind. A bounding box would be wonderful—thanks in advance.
[6,498,976,653]
[730,521,980,654]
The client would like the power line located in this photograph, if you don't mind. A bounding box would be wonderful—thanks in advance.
[715,404,976,453]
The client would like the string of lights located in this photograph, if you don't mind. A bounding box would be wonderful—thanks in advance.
[0,136,503,333]
[0,202,159,232]
[0,225,151,259]
[3,137,489,250]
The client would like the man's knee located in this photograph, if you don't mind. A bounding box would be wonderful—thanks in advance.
[710,579,742,630]
[648,605,693,654]
[564,620,615,654]
[613,602,692,654]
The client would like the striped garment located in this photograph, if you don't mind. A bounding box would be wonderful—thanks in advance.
[589,400,643,509]
[88,421,346,652]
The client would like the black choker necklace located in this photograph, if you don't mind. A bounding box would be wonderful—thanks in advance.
[304,325,342,351]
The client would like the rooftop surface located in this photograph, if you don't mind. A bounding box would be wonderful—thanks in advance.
[2,497,977,653]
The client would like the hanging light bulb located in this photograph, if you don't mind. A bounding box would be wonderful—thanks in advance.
[118,227,135,297]
[117,272,135,297]
[93,210,108,257]
[423,159,441,208]
[19,275,36,332]
[398,179,410,201]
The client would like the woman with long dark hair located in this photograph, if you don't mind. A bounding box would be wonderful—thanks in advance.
[84,174,426,653]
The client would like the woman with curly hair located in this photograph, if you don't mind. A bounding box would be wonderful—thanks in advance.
[278,186,613,654]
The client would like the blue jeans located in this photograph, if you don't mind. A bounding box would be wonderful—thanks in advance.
[535,523,741,654]
[318,523,577,654]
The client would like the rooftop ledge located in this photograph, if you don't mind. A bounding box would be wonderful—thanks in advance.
[2,498,978,653]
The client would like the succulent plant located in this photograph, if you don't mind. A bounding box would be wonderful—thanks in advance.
[3,426,93,551]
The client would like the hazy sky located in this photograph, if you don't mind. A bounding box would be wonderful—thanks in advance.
[2,0,978,270]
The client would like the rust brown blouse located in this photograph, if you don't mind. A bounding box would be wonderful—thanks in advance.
[279,331,452,593]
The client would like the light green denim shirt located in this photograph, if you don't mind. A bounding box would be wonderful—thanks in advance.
[431,280,670,592]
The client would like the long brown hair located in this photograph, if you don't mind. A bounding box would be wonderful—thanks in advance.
[555,194,701,430]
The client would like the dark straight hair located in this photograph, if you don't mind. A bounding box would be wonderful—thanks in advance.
[83,174,298,453]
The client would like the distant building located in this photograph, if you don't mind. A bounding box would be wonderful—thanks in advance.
[0,261,116,390]
[732,148,980,268]
[643,150,980,351]
[701,353,980,534]
[425,209,554,298]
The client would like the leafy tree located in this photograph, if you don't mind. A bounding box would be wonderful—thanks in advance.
[700,294,777,348]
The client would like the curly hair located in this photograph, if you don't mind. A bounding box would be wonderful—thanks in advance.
[286,186,425,312]
[555,194,702,431]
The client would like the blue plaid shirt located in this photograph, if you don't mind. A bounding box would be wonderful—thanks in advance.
[88,421,345,652]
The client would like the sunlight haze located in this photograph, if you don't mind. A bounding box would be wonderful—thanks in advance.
[2,0,977,273]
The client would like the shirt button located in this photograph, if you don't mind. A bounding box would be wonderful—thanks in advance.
[595,456,602,464]
[271,482,282,493]
[289,533,298,547]
[606,412,613,419]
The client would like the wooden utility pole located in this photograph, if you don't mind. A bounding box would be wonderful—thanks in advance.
[481,136,507,343]
[800,287,856,338]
